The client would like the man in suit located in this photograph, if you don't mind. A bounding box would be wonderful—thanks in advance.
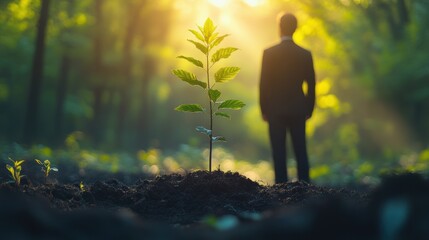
[260,13,316,183]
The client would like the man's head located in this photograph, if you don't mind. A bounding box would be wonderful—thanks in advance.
[279,13,297,37]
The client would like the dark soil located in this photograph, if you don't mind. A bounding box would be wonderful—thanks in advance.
[0,171,428,239]
[1,171,366,225]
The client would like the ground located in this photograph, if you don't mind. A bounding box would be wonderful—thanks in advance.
[0,169,428,239]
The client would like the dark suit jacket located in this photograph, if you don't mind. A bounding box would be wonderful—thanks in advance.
[260,40,315,118]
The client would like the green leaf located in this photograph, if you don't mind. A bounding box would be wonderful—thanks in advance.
[172,69,207,89]
[208,32,219,44]
[6,164,14,176]
[15,160,24,167]
[215,112,231,119]
[210,34,229,49]
[215,67,240,83]
[212,136,227,142]
[198,25,205,38]
[189,29,205,42]
[35,159,42,165]
[188,39,207,54]
[196,126,212,136]
[177,56,204,68]
[202,18,216,41]
[218,100,245,110]
[211,48,238,64]
[175,104,205,112]
[208,89,221,102]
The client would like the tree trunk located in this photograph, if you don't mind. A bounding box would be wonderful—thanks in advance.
[115,2,144,147]
[53,55,70,144]
[135,58,155,148]
[23,0,50,144]
[397,0,409,25]
[90,0,104,146]
[53,1,74,145]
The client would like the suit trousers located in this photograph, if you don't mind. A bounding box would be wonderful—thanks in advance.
[268,115,310,183]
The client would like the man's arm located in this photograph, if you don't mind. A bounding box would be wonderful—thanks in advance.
[305,53,316,119]
[260,50,270,121]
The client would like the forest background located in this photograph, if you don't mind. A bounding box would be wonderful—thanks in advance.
[1,0,428,184]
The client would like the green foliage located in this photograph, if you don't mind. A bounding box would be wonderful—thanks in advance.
[218,100,246,110]
[1,0,428,182]
[6,158,25,187]
[175,104,205,112]
[171,69,207,89]
[211,47,238,64]
[35,159,58,178]
[177,56,203,68]
[208,89,221,102]
[172,18,245,171]
[214,67,241,83]
[214,112,231,119]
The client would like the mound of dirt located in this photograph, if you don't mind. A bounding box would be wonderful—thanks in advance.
[1,171,428,240]
[1,170,367,225]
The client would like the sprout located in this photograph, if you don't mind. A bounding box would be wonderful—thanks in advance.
[79,181,86,192]
[35,159,58,179]
[6,158,25,187]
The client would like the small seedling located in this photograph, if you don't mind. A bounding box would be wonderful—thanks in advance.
[172,18,245,171]
[6,158,25,187]
[35,159,58,179]
[79,181,86,192]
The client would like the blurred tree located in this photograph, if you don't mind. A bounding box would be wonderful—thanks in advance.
[352,0,429,141]
[23,0,50,144]
[115,0,146,147]
[0,0,427,170]
[90,0,105,146]
[134,3,174,149]
[53,1,74,144]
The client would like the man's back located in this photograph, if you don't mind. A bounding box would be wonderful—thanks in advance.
[260,12,315,183]
[260,40,315,118]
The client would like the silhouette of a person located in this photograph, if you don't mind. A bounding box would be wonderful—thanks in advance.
[260,13,315,183]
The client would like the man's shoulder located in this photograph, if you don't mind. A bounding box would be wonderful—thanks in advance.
[263,43,282,54]
[264,42,312,56]
[293,43,312,56]
[296,45,311,55]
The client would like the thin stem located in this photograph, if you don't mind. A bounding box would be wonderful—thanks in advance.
[207,43,213,172]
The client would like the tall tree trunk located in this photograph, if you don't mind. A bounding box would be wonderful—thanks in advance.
[53,55,70,144]
[133,6,172,149]
[23,0,50,144]
[91,0,104,146]
[381,3,401,40]
[115,2,144,147]
[397,0,409,25]
[396,0,409,38]
[54,1,74,145]
[135,58,155,148]
[412,101,423,141]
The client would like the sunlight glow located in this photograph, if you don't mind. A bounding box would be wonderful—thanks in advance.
[243,0,266,7]
[208,0,230,8]
[219,13,233,25]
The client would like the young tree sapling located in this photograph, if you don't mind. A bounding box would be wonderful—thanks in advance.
[173,18,245,172]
